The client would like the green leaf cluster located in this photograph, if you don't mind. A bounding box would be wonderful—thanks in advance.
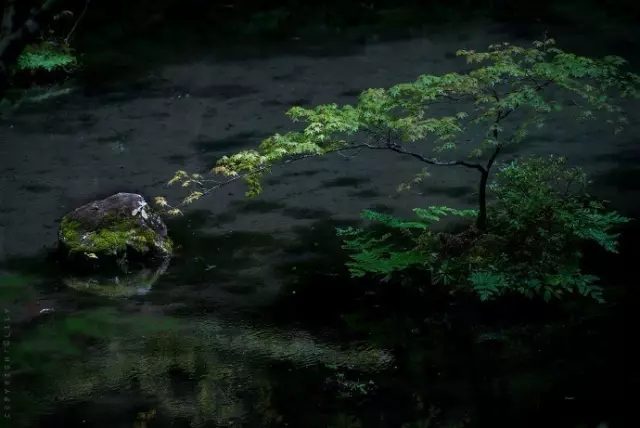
[339,156,630,303]
[167,37,639,203]
[336,206,477,278]
[16,41,78,73]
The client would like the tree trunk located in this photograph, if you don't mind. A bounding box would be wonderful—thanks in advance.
[476,146,502,232]
[475,169,489,231]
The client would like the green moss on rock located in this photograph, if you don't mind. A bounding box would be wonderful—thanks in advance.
[59,211,172,257]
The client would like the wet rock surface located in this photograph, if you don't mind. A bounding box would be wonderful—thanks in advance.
[57,192,172,272]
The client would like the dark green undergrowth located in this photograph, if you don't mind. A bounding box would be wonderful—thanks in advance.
[339,156,630,304]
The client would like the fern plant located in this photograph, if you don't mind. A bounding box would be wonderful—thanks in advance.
[336,207,477,278]
[338,156,630,302]
[16,41,77,73]
[10,6,87,78]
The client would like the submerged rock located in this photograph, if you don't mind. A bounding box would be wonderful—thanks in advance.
[58,193,173,271]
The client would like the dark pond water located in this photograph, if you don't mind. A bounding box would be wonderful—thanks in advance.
[1,15,637,428]
[1,217,633,428]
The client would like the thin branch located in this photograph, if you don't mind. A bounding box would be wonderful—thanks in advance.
[359,126,486,170]
[180,150,343,207]
[485,145,501,171]
[336,145,365,159]
[372,142,487,172]
[64,0,90,44]
[173,138,487,209]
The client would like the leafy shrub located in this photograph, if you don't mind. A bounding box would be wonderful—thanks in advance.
[10,7,86,79]
[16,41,78,73]
[0,8,85,114]
[337,156,630,302]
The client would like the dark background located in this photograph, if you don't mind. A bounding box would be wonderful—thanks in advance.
[1,1,638,427]
[8,0,640,86]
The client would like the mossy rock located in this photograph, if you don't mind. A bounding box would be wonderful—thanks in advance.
[58,193,173,271]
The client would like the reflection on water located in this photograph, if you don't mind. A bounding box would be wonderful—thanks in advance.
[2,217,630,428]
[193,319,392,370]
[62,257,171,298]
[8,294,393,427]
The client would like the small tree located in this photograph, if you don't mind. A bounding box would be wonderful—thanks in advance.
[160,37,639,232]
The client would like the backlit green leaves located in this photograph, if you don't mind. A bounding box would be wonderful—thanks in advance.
[17,42,78,72]
[161,37,639,213]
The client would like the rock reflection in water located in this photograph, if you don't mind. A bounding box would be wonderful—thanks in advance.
[62,257,171,297]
